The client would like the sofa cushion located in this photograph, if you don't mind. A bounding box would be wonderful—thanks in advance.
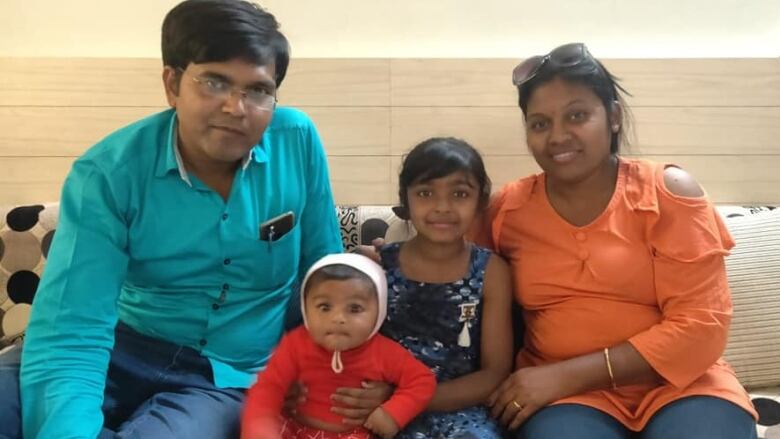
[338,205,415,252]
[751,386,780,438]
[719,207,780,390]
[0,203,59,346]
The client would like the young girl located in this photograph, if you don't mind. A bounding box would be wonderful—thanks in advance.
[379,137,514,438]
[241,253,436,439]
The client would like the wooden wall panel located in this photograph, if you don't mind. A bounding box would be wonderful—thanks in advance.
[1,58,166,107]
[4,106,777,159]
[0,107,164,156]
[328,156,394,205]
[605,59,780,107]
[0,107,390,157]
[280,59,390,107]
[306,107,389,156]
[390,107,780,156]
[0,58,390,107]
[390,107,525,156]
[390,58,780,107]
[0,157,74,205]
[1,57,778,206]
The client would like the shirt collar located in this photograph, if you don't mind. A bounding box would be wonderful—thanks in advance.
[155,112,267,184]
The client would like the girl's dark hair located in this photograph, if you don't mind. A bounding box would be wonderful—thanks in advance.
[162,0,290,87]
[398,137,491,216]
[304,264,375,297]
[517,53,632,154]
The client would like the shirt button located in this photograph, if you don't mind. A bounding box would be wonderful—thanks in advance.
[578,249,589,260]
[224,258,231,265]
[212,303,220,310]
[199,339,207,346]
[575,232,587,242]
[223,283,230,290]
[221,213,229,221]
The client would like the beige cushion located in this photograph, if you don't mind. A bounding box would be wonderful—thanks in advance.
[722,208,780,389]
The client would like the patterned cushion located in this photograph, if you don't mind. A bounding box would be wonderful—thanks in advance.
[0,203,58,347]
[752,387,780,438]
[336,205,415,252]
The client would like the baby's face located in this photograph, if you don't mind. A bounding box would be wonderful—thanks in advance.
[304,278,379,352]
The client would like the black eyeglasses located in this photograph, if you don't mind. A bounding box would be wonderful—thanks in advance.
[512,43,592,87]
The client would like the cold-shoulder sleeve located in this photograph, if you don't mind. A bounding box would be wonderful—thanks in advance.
[628,164,735,389]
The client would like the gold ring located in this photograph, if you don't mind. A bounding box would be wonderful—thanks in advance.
[512,400,522,409]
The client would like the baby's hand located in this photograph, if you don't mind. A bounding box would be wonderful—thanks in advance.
[363,407,399,439]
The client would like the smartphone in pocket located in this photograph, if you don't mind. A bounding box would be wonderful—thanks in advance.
[259,211,295,241]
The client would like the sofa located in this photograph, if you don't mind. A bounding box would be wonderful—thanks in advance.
[1,202,779,437]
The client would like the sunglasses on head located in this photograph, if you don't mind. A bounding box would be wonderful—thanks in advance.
[512,43,592,87]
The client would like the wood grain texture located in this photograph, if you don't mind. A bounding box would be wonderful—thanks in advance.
[0,106,390,157]
[1,57,778,206]
[389,106,780,156]
[390,58,780,107]
[0,58,390,107]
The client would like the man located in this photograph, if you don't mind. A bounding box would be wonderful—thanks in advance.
[0,1,346,437]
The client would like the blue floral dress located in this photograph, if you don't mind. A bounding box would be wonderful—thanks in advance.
[379,242,506,439]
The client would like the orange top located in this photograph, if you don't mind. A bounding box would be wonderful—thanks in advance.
[476,157,756,431]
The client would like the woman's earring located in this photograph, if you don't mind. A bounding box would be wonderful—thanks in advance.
[611,124,620,133]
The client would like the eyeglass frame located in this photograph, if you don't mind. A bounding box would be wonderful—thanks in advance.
[511,42,592,88]
[176,68,277,111]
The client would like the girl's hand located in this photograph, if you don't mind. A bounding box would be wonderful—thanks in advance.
[487,364,570,430]
[282,381,307,416]
[363,407,399,439]
[331,381,394,425]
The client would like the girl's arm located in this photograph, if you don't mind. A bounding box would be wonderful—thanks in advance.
[427,253,514,411]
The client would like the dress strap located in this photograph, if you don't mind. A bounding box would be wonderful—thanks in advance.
[469,245,492,283]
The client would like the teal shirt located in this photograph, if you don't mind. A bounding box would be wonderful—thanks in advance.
[20,107,343,438]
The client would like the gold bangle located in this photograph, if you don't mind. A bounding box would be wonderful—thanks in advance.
[604,347,618,390]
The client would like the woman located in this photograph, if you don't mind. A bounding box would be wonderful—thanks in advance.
[477,43,758,438]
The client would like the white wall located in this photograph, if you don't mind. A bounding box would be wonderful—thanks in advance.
[1,0,779,58]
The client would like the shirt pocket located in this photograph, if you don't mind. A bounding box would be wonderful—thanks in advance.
[259,221,301,288]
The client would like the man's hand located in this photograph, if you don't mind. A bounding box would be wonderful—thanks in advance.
[363,407,399,439]
[282,381,307,416]
[350,238,384,263]
[331,380,393,425]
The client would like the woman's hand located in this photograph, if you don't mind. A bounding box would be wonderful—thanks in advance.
[488,364,570,430]
[331,381,394,426]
